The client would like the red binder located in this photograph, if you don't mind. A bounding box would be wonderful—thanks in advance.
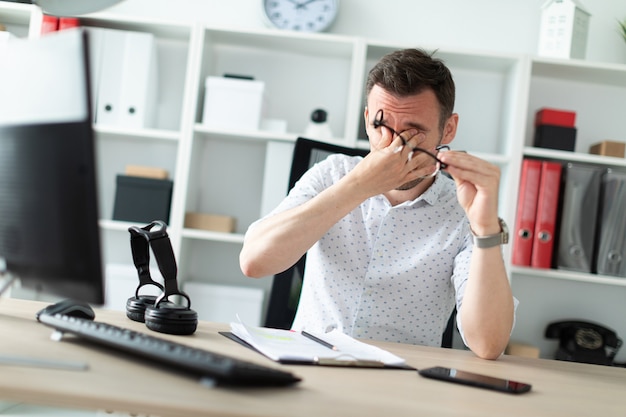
[530,161,563,269]
[41,15,59,34]
[512,159,542,266]
[58,17,80,31]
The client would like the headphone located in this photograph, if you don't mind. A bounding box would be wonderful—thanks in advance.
[126,220,197,335]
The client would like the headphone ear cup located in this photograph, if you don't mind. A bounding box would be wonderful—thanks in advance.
[144,302,198,335]
[126,295,158,323]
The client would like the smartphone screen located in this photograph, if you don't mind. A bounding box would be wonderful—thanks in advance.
[418,366,532,394]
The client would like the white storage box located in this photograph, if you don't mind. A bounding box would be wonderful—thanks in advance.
[104,263,162,312]
[202,76,264,131]
[183,282,264,326]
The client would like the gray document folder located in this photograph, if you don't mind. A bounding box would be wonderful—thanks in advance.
[595,170,626,277]
[556,163,603,273]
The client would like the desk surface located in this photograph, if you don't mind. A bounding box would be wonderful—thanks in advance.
[1,298,624,417]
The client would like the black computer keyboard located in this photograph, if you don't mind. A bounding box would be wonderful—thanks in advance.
[37,313,301,387]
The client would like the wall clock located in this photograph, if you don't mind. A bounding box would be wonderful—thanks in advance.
[262,0,340,33]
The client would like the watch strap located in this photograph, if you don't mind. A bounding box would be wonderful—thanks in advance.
[471,218,509,248]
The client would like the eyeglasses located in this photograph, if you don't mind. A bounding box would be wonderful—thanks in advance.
[372,109,449,177]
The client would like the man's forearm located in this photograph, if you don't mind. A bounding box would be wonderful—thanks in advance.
[240,174,370,278]
[461,247,514,359]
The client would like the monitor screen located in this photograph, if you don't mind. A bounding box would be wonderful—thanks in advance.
[0,29,104,304]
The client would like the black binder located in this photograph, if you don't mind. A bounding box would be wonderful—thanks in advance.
[595,170,626,277]
[556,163,604,273]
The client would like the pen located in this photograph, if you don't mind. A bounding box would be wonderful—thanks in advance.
[302,331,338,351]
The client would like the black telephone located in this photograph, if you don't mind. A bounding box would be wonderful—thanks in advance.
[545,320,623,366]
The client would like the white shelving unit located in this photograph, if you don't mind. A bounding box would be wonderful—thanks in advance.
[2,3,625,360]
[513,56,626,362]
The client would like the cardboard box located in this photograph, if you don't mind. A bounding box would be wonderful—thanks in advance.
[534,124,577,151]
[185,212,235,233]
[589,141,625,158]
[202,76,264,131]
[125,164,169,179]
[535,108,576,128]
[113,175,173,223]
[505,342,540,359]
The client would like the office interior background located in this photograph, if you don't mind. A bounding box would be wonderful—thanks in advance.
[102,0,626,362]
[3,0,626,363]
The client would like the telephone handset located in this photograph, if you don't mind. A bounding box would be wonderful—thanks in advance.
[545,320,623,366]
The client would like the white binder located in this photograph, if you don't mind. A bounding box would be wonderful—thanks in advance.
[85,27,106,123]
[94,28,126,126]
[94,29,158,128]
[117,30,158,129]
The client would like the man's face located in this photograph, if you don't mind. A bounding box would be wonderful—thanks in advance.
[364,85,458,190]
[365,85,455,152]
[364,85,457,190]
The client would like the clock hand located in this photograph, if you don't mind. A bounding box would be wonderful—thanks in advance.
[298,0,320,8]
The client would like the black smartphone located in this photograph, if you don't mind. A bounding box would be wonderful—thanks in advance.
[418,366,532,394]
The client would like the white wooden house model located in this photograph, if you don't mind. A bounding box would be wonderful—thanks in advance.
[538,0,591,59]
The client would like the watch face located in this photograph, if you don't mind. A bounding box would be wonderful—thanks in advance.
[263,0,339,32]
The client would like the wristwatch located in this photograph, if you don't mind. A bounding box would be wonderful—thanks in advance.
[471,218,509,248]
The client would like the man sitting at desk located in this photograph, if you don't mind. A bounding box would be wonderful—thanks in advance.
[240,48,516,360]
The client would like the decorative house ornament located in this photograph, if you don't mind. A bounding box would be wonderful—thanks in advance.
[538,0,591,59]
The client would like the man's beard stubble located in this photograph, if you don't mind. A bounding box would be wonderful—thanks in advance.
[395,177,424,191]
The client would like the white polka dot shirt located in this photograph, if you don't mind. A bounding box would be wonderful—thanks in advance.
[259,154,474,347]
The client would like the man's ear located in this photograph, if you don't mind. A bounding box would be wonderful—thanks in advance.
[363,106,370,136]
[441,113,459,145]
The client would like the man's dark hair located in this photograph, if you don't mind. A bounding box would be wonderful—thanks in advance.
[365,48,455,130]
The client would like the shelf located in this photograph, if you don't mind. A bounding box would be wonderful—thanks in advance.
[511,266,626,287]
[80,12,194,41]
[523,147,626,169]
[95,125,180,142]
[0,1,36,38]
[200,25,357,58]
[181,228,245,244]
[197,25,359,140]
[531,57,626,88]
[193,124,296,143]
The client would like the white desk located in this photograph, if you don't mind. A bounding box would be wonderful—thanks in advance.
[1,298,624,417]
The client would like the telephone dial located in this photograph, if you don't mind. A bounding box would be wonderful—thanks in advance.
[545,320,623,366]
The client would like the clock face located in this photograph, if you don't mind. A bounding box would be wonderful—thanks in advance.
[263,0,339,32]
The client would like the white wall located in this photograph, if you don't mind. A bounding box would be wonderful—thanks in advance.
[108,0,626,64]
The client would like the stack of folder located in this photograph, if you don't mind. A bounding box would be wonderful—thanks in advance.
[533,108,577,151]
[512,158,626,277]
[512,159,562,268]
[87,27,158,129]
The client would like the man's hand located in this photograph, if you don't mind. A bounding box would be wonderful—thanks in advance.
[438,151,501,235]
[350,126,439,197]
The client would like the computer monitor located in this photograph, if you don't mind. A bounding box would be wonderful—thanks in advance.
[0,29,104,304]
